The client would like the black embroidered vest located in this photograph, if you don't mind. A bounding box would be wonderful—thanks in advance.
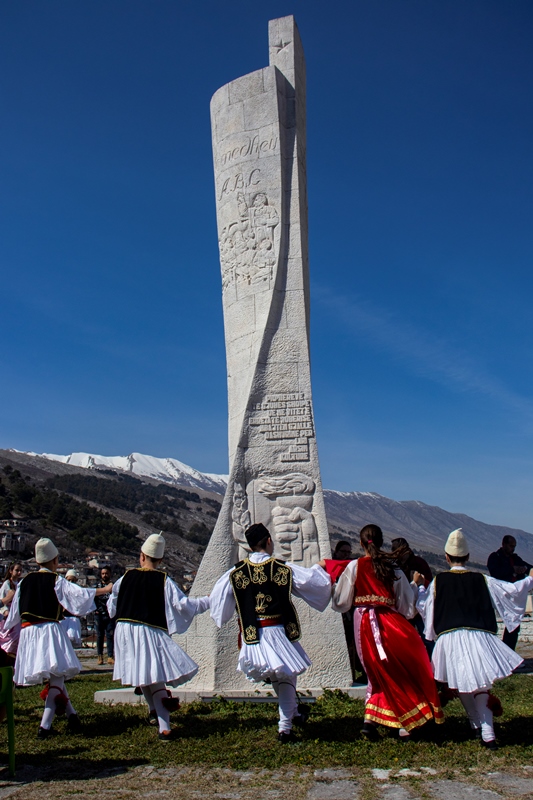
[116,569,168,631]
[19,571,63,624]
[229,558,301,645]
[434,571,497,637]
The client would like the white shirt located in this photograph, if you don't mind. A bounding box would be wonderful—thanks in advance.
[107,572,210,636]
[416,566,533,640]
[5,569,97,631]
[210,552,332,628]
[331,558,416,619]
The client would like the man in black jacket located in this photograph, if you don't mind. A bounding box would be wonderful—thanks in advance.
[487,536,532,650]
[94,567,115,665]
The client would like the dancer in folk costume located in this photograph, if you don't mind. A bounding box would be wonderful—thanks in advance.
[331,524,443,740]
[4,538,112,738]
[415,528,533,750]
[107,533,210,741]
[210,523,332,743]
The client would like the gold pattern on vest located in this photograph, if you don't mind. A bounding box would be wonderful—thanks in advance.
[254,592,272,614]
[245,625,257,642]
[233,570,250,590]
[286,622,299,639]
[250,565,268,584]
[273,565,290,585]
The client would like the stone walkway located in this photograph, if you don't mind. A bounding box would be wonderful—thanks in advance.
[1,765,533,800]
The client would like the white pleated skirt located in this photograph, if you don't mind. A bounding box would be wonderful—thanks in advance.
[237,625,311,682]
[60,617,82,646]
[113,621,199,687]
[432,629,523,693]
[15,622,82,685]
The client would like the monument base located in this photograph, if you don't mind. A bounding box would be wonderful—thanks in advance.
[93,685,367,705]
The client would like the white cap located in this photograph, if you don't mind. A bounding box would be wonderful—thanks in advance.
[141,533,165,560]
[65,569,78,579]
[35,538,59,564]
[445,528,469,558]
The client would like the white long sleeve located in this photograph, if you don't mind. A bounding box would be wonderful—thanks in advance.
[4,572,96,631]
[332,559,415,618]
[107,573,209,634]
[416,571,533,640]
[331,559,358,613]
[486,574,533,633]
[55,576,97,616]
[209,552,332,628]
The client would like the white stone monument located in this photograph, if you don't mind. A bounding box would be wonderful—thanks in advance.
[178,15,352,692]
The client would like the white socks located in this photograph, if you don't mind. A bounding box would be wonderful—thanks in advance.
[271,677,298,733]
[150,683,171,734]
[459,690,495,742]
[41,677,76,730]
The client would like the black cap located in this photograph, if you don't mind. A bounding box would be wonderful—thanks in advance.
[245,523,270,548]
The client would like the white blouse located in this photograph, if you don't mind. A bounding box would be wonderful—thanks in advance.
[331,558,416,619]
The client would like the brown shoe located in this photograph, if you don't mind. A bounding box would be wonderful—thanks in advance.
[97,655,104,665]
[107,657,115,665]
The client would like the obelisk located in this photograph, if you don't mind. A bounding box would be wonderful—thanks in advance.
[178,16,352,690]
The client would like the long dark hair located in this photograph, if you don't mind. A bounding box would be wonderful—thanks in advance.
[5,562,22,587]
[360,524,409,590]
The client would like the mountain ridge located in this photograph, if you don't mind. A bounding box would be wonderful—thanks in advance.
[8,448,533,564]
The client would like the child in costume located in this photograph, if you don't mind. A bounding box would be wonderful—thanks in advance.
[416,528,533,749]
[107,533,210,741]
[60,570,83,648]
[331,524,443,740]
[4,538,112,738]
[209,523,332,743]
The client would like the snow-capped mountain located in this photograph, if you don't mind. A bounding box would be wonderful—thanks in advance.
[27,451,228,495]
[9,448,533,564]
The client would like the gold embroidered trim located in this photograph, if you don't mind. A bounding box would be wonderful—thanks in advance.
[354,595,394,606]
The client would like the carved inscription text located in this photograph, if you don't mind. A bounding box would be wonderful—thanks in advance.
[249,393,314,462]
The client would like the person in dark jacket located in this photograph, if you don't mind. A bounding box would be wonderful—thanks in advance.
[487,536,532,650]
[94,567,115,665]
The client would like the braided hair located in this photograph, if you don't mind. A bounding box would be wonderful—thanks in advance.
[359,524,410,590]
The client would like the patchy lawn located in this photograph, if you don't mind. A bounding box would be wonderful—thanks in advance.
[4,673,533,779]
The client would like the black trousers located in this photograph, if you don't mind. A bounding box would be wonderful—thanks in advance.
[503,625,520,651]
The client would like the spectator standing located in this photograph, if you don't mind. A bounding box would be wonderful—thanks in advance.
[391,537,434,654]
[487,536,532,650]
[94,567,115,665]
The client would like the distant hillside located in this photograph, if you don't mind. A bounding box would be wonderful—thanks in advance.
[3,448,532,569]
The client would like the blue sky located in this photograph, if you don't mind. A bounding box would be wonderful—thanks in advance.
[2,0,532,531]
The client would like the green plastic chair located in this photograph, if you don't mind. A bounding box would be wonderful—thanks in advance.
[0,666,15,777]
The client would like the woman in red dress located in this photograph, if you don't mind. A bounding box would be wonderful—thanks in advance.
[330,524,443,739]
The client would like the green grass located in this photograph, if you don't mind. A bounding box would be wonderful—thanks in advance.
[4,674,533,779]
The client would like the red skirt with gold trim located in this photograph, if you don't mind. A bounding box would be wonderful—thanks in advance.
[355,606,444,731]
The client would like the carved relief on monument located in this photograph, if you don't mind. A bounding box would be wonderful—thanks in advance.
[218,191,279,292]
[232,481,252,559]
[249,393,314,462]
[257,473,319,566]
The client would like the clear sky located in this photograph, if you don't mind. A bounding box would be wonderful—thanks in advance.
[2,0,532,531]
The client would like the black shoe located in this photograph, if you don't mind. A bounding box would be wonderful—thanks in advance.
[148,710,158,726]
[361,723,379,741]
[37,727,55,740]
[293,704,310,726]
[66,713,83,734]
[482,739,499,750]
[278,730,297,744]
[158,730,174,742]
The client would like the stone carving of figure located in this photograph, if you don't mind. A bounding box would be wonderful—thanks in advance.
[232,481,252,559]
[257,473,318,566]
[218,192,278,290]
